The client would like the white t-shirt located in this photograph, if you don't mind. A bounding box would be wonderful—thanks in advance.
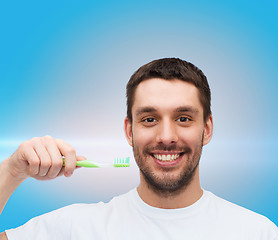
[6,189,278,240]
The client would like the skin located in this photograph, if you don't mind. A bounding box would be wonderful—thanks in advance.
[0,78,213,238]
[0,136,85,239]
[124,78,213,209]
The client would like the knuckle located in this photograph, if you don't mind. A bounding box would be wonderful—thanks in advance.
[31,137,41,145]
[66,147,76,156]
[55,138,63,144]
[19,141,29,150]
[42,135,53,141]
[31,137,40,142]
[18,142,32,156]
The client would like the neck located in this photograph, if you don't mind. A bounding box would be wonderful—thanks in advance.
[137,166,203,209]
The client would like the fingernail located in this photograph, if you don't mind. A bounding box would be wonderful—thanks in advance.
[65,171,73,177]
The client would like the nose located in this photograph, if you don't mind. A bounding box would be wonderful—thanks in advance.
[155,119,178,145]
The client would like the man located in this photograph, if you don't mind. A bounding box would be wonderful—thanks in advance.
[0,58,277,239]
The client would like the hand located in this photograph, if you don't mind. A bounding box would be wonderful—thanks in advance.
[6,135,84,181]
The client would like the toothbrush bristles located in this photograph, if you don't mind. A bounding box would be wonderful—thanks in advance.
[114,157,130,167]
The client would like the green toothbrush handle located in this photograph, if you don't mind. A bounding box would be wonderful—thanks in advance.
[76,160,100,168]
[62,158,100,168]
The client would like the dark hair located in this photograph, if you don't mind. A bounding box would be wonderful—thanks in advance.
[126,57,211,122]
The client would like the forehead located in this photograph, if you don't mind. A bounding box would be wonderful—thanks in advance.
[133,78,203,114]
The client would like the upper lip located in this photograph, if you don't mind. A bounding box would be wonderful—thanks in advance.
[151,151,183,155]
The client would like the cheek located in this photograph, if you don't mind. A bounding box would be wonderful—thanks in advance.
[132,126,154,146]
[179,127,204,146]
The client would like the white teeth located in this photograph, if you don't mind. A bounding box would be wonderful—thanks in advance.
[153,154,180,161]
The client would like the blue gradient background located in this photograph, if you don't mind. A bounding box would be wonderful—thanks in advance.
[1,0,277,231]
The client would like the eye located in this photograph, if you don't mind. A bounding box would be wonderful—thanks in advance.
[140,117,158,127]
[143,118,156,123]
[177,117,190,122]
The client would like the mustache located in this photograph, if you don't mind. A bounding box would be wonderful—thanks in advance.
[143,143,192,154]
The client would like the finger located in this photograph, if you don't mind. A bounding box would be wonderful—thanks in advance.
[56,167,65,178]
[41,135,64,179]
[75,156,87,169]
[32,138,52,177]
[55,139,76,177]
[25,148,41,177]
[77,155,87,161]
[18,141,40,177]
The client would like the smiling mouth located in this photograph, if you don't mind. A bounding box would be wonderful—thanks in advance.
[152,153,183,162]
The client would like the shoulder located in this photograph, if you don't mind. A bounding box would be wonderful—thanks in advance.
[208,191,269,220]
[5,190,135,240]
[67,189,134,220]
[206,191,278,235]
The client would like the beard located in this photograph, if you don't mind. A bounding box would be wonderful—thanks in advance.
[132,134,204,197]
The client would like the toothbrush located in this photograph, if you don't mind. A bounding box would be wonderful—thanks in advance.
[62,157,130,168]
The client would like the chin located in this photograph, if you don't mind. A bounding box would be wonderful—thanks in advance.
[141,163,198,195]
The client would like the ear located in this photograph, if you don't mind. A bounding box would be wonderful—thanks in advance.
[203,115,213,146]
[124,117,133,147]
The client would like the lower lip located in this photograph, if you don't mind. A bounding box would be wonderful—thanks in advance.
[152,154,183,167]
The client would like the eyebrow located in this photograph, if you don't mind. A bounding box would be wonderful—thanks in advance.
[175,106,199,114]
[135,106,157,116]
[135,105,199,116]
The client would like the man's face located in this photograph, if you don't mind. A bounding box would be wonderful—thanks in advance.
[124,78,213,194]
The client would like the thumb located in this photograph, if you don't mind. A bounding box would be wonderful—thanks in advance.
[75,156,87,169]
[76,155,87,161]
